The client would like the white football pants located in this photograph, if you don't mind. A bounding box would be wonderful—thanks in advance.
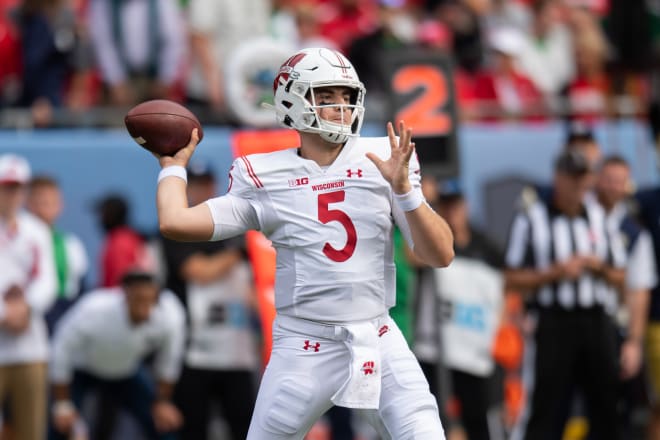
[246,314,446,440]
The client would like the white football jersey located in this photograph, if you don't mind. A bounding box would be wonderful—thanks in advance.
[206,136,421,323]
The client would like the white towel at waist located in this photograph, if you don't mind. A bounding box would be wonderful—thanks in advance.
[331,321,381,409]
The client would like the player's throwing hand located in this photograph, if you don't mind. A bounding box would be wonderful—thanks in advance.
[157,128,201,169]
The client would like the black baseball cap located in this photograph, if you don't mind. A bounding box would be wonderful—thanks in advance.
[554,150,591,176]
[120,260,160,285]
[438,178,464,203]
[565,120,595,145]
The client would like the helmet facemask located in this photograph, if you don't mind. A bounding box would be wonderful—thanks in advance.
[306,82,365,144]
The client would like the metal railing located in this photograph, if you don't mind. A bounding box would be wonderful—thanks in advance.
[0,95,649,130]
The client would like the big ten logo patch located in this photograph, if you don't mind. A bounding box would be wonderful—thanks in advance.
[289,176,309,187]
[441,300,486,332]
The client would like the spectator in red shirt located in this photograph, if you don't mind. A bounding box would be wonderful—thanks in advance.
[95,195,146,288]
[473,27,545,121]
[563,7,611,122]
[318,0,378,53]
[0,3,20,107]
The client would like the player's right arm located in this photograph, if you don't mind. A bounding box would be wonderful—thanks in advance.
[156,129,213,241]
[157,129,260,242]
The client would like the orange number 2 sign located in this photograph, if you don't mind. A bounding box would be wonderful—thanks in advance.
[392,65,451,137]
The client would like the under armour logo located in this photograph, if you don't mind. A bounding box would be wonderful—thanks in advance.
[346,169,363,178]
[361,361,375,375]
[378,325,389,337]
[303,340,320,352]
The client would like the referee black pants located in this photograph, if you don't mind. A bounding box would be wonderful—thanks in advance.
[174,366,257,440]
[513,308,620,440]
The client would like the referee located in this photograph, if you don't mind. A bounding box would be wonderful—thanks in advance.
[507,150,625,440]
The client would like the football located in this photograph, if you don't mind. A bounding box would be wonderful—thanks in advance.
[124,100,204,156]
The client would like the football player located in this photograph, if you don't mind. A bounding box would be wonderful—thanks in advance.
[153,47,454,439]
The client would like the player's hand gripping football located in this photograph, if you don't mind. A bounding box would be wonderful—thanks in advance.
[366,121,415,195]
[154,128,201,169]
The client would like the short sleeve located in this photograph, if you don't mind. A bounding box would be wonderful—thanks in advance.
[626,230,658,291]
[205,157,262,241]
[505,212,532,269]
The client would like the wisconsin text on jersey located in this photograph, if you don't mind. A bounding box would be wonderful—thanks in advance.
[288,171,364,189]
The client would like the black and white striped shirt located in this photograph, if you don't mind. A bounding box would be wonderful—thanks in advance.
[505,191,627,312]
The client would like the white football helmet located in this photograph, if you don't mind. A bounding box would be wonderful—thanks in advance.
[272,47,366,144]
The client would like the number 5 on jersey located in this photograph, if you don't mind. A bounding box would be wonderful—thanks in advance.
[318,191,356,262]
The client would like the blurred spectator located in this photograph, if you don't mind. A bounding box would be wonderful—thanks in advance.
[562,7,612,121]
[416,18,452,51]
[473,26,544,120]
[563,120,601,167]
[0,154,57,440]
[49,267,186,440]
[517,0,575,98]
[317,0,378,54]
[92,192,149,439]
[594,156,656,437]
[27,175,89,334]
[270,1,338,50]
[293,2,338,50]
[564,0,609,17]
[160,162,258,440]
[603,0,653,73]
[13,0,94,125]
[348,0,419,99]
[95,194,146,288]
[270,0,298,44]
[506,150,623,440]
[87,0,186,106]
[185,0,270,115]
[482,0,532,33]
[0,0,22,107]
[434,0,485,73]
[633,164,660,439]
[650,0,660,62]
[416,178,505,440]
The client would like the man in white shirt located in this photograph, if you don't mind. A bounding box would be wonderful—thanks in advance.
[49,267,186,440]
[594,155,657,436]
[0,154,57,440]
[517,0,575,97]
[185,0,270,113]
[27,175,89,334]
[153,47,455,439]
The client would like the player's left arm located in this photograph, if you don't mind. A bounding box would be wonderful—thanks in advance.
[367,121,454,267]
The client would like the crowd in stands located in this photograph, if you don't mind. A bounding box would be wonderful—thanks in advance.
[1,0,659,126]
